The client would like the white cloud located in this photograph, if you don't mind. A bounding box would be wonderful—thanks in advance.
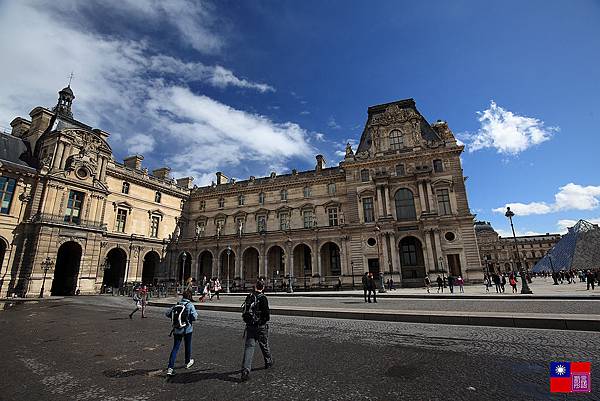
[496,228,546,237]
[466,101,557,154]
[327,116,341,130]
[557,218,600,233]
[0,1,312,182]
[314,133,324,141]
[493,183,600,216]
[300,111,310,115]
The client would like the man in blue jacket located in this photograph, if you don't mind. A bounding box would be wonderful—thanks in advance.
[165,289,198,376]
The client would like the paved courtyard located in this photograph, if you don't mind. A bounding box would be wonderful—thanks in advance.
[1,296,598,400]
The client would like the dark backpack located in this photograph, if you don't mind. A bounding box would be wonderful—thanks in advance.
[241,293,263,325]
[171,302,190,331]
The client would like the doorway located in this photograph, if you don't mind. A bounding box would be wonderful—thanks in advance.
[51,241,82,296]
[447,254,462,276]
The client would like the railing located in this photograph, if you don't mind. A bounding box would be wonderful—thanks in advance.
[30,213,106,231]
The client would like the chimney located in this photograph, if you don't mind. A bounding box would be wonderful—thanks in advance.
[315,154,325,171]
[216,171,229,185]
[26,107,54,148]
[152,167,171,179]
[123,155,144,170]
[10,117,31,138]
[176,176,194,189]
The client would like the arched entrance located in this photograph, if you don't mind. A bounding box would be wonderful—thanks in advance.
[102,248,127,289]
[320,242,341,277]
[399,236,426,285]
[51,241,82,296]
[198,250,213,280]
[142,251,161,285]
[219,249,235,282]
[178,252,192,284]
[267,245,285,279]
[292,243,312,278]
[243,247,260,285]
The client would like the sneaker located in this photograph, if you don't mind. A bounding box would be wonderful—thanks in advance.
[185,359,195,369]
[166,368,174,376]
[240,369,249,382]
[265,361,273,369]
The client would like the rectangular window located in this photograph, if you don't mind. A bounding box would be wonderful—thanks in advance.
[0,177,16,214]
[258,192,265,205]
[64,190,84,224]
[327,183,336,195]
[218,197,225,208]
[257,215,267,232]
[360,169,370,182]
[280,190,288,201]
[437,189,452,215]
[363,197,374,223]
[238,195,245,206]
[121,182,130,194]
[396,164,405,176]
[303,187,311,198]
[150,216,160,238]
[279,212,290,230]
[115,208,127,233]
[328,207,338,226]
[433,159,444,173]
[303,210,314,228]
[199,200,206,211]
[196,221,205,236]
[154,192,162,203]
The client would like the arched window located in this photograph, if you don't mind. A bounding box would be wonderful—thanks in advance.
[395,188,416,221]
[258,192,265,205]
[389,130,405,150]
[238,194,245,206]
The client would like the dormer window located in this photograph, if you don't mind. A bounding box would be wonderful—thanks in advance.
[327,183,337,195]
[258,192,265,205]
[154,191,162,203]
[303,186,311,198]
[199,200,206,211]
[389,129,405,150]
[122,182,130,194]
[433,159,444,173]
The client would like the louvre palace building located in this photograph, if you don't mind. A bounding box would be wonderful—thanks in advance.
[0,87,481,297]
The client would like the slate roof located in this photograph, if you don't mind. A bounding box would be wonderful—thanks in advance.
[0,132,36,171]
[532,220,600,272]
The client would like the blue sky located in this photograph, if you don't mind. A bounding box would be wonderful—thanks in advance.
[0,0,599,236]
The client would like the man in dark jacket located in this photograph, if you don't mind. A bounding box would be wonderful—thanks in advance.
[447,275,455,294]
[362,272,368,302]
[367,272,377,303]
[241,281,273,382]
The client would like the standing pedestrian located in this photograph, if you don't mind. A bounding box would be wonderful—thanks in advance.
[424,276,431,293]
[240,281,273,382]
[362,272,368,302]
[165,290,198,376]
[367,272,377,303]
[500,274,506,293]
[447,275,455,294]
[457,276,464,293]
[436,275,443,293]
[586,270,595,290]
[509,274,518,293]
[211,278,222,300]
[484,275,490,293]
[129,286,146,319]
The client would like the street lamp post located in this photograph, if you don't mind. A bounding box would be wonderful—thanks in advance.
[39,257,54,298]
[505,207,533,294]
[548,253,558,285]
[226,245,231,293]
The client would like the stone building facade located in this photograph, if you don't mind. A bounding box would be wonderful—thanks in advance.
[474,221,561,275]
[0,87,189,297]
[175,99,482,289]
[0,88,482,297]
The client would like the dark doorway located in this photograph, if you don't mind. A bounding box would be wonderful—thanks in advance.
[198,251,213,280]
[399,236,426,280]
[142,251,160,284]
[102,248,127,289]
[51,241,82,296]
[0,238,6,269]
[368,258,380,279]
[321,242,341,277]
[447,254,462,276]
[178,252,192,284]
[243,247,260,283]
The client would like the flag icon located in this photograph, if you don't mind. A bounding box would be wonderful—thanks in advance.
[550,362,591,393]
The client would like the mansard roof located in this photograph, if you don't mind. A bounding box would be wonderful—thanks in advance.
[357,98,442,153]
[0,131,36,172]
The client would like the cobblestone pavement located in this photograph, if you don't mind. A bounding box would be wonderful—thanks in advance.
[1,296,598,401]
[166,294,600,315]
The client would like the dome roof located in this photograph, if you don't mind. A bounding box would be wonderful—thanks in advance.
[60,85,74,96]
[474,221,495,233]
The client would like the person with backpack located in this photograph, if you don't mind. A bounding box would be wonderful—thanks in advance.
[240,281,273,382]
[165,290,198,376]
[129,286,147,319]
[509,274,518,293]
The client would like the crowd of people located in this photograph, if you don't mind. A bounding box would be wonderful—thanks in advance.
[533,269,599,290]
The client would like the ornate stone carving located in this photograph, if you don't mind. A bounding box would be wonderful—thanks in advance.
[370,105,419,126]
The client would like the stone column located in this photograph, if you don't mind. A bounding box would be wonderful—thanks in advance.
[384,186,392,216]
[422,230,435,274]
[376,189,385,218]
[53,141,64,169]
[417,181,427,213]
[381,232,391,273]
[59,144,69,170]
[426,181,435,213]
[390,232,401,281]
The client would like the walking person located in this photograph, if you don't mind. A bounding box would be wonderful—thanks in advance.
[436,275,443,293]
[447,275,455,294]
[165,290,198,376]
[586,271,595,290]
[211,277,222,300]
[484,275,490,293]
[457,276,464,293]
[367,272,377,303]
[129,286,147,319]
[240,281,273,382]
[500,274,506,293]
[509,274,518,293]
[362,272,369,302]
[424,276,431,294]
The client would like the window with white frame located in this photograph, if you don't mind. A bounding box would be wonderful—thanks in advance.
[303,209,314,228]
[238,194,245,206]
[303,186,311,198]
[328,207,338,226]
[327,183,336,195]
[218,197,225,208]
[437,188,452,215]
[258,192,265,205]
[280,189,288,201]
[150,215,160,238]
[360,169,370,182]
[115,208,127,233]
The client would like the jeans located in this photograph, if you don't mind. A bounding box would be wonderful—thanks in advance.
[168,332,193,369]
[367,289,377,302]
[242,325,272,373]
